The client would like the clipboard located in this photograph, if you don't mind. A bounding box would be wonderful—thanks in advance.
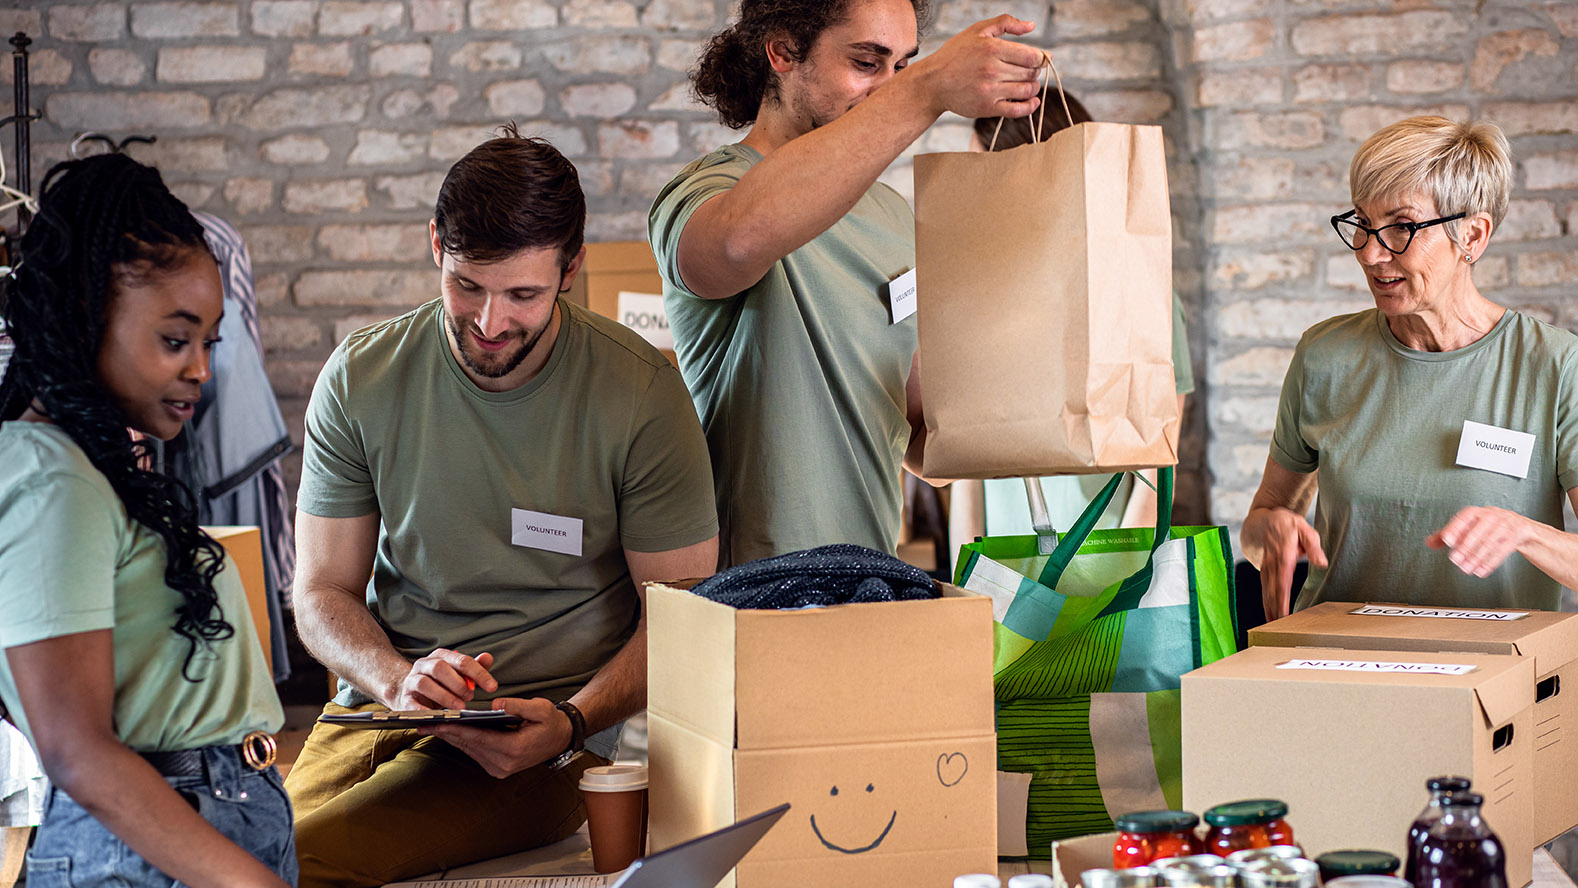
[318,709,524,730]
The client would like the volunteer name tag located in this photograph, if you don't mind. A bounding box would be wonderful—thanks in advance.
[1455,419,1535,479]
[1349,604,1529,621]
[510,508,583,556]
[888,268,917,324]
[1276,658,1477,676]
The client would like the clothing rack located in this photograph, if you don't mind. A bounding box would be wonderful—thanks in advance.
[1,32,38,232]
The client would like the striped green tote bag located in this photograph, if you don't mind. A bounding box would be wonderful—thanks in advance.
[954,468,1238,857]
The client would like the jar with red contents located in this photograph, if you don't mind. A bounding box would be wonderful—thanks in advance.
[1112,810,1202,868]
[1202,799,1296,856]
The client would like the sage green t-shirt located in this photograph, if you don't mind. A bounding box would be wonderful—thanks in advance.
[649,144,918,567]
[1272,309,1578,612]
[0,423,283,753]
[298,299,717,757]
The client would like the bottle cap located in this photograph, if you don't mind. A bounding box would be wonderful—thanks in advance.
[1445,790,1484,807]
[1425,776,1471,793]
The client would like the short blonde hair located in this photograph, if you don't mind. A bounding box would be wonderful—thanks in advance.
[1349,116,1511,249]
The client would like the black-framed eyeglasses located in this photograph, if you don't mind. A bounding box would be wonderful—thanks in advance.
[1331,209,1464,255]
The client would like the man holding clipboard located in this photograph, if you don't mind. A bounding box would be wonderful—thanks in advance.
[286,129,719,888]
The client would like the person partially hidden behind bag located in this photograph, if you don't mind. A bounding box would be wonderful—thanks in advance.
[1241,116,1578,621]
[949,91,1197,547]
[648,0,1047,568]
[286,129,720,888]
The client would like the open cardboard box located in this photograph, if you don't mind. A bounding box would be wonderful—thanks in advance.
[647,580,997,888]
[1250,601,1578,843]
[203,526,269,664]
[1182,645,1536,887]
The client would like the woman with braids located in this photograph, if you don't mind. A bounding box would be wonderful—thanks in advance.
[0,154,294,887]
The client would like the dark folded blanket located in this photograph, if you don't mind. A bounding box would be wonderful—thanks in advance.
[690,544,940,610]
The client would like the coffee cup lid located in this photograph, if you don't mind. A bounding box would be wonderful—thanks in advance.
[579,764,648,791]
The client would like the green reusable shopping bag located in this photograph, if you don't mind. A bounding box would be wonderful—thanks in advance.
[954,468,1238,857]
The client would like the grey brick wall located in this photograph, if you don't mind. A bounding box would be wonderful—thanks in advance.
[6,0,1576,544]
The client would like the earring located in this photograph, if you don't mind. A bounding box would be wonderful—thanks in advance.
[1463,252,1473,264]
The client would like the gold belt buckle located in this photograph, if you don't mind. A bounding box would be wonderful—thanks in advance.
[241,730,277,771]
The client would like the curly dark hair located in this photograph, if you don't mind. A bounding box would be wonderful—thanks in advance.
[433,122,585,268]
[972,89,1092,150]
[0,154,234,680]
[693,0,933,130]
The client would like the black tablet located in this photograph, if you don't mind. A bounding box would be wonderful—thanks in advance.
[317,709,523,730]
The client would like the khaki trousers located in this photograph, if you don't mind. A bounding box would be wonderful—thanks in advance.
[286,702,605,888]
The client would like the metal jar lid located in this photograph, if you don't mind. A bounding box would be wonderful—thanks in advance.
[1325,877,1412,888]
[1153,855,1229,871]
[1115,810,1202,834]
[1203,799,1289,827]
[1315,849,1400,878]
[1158,864,1238,887]
[1239,857,1321,888]
[1228,846,1306,867]
[1082,866,1162,888]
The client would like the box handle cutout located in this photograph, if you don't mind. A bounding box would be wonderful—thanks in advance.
[1537,675,1560,703]
[1493,724,1515,752]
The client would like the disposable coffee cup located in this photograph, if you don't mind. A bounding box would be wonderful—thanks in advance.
[579,764,649,874]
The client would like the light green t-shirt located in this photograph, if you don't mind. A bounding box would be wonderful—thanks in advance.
[1272,309,1578,612]
[298,299,717,757]
[0,423,282,753]
[649,143,918,567]
[984,292,1195,535]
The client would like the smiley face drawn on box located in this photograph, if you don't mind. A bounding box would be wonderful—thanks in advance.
[804,750,971,855]
[809,780,896,854]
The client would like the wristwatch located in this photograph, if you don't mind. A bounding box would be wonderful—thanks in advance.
[547,700,586,772]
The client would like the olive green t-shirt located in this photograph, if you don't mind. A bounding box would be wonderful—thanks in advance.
[649,143,918,567]
[0,423,282,753]
[1272,309,1578,612]
[298,299,717,757]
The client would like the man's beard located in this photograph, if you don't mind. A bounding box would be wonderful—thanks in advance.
[444,306,553,380]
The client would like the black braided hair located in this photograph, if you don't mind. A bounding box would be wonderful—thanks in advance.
[0,154,233,680]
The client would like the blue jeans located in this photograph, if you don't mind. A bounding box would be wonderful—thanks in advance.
[25,745,298,887]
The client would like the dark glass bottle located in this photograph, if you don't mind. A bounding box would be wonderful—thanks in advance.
[1404,776,1471,884]
[1413,791,1507,888]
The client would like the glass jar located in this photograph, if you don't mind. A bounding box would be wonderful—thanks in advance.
[1317,849,1401,881]
[1238,857,1321,888]
[1405,776,1471,884]
[1082,867,1161,888]
[1415,790,1507,888]
[1202,799,1295,856]
[1113,811,1203,868]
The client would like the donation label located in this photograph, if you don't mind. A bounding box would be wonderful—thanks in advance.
[1276,659,1478,676]
[615,291,674,351]
[1349,604,1530,621]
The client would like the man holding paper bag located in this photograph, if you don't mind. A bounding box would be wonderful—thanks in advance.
[648,0,1047,567]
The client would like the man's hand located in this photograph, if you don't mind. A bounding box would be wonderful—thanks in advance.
[1247,507,1328,622]
[905,15,1048,120]
[418,697,572,779]
[388,650,498,712]
[1427,506,1536,578]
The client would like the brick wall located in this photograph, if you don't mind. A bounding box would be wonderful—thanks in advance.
[7,0,1577,543]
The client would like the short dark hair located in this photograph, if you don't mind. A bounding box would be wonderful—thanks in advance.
[433,123,585,267]
[973,90,1093,151]
[693,0,933,130]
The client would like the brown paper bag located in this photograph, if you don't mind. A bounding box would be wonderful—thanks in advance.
[913,103,1178,479]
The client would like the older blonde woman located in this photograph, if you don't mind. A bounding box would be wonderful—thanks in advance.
[1242,116,1578,620]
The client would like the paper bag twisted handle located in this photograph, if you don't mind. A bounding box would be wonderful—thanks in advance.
[987,50,1074,152]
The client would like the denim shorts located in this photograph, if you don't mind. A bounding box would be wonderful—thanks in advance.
[25,744,298,887]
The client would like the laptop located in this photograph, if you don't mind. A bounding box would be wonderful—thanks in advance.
[385,803,789,888]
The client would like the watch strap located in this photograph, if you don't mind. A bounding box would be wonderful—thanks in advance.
[554,700,587,754]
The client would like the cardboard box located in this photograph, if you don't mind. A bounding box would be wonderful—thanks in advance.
[1182,646,1536,887]
[647,581,998,888]
[1049,832,1116,888]
[1250,601,1578,842]
[203,526,269,665]
[565,241,677,366]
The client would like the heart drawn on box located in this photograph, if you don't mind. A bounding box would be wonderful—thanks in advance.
[937,752,968,787]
